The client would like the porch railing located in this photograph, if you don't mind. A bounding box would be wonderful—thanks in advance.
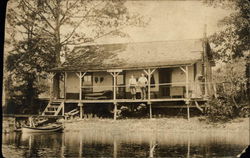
[62,82,215,100]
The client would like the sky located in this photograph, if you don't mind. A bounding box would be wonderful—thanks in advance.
[4,0,232,64]
[4,0,232,52]
[5,0,231,46]
[97,0,231,43]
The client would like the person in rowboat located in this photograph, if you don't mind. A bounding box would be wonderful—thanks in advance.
[28,116,36,127]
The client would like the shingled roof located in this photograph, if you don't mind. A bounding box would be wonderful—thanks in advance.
[52,39,206,71]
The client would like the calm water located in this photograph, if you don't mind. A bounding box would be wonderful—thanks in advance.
[2,130,249,158]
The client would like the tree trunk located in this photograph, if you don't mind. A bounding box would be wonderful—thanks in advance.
[53,0,61,99]
[246,55,250,103]
[26,78,36,114]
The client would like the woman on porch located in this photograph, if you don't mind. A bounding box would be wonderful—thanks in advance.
[129,75,137,100]
[192,74,203,98]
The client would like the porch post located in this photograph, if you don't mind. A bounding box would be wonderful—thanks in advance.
[108,71,121,120]
[114,102,117,121]
[76,72,86,100]
[79,72,82,100]
[185,66,189,98]
[113,73,117,120]
[64,72,67,99]
[179,66,190,120]
[62,101,65,116]
[76,72,86,120]
[144,68,155,119]
[204,65,208,97]
[187,102,190,120]
[80,105,83,119]
[203,24,208,97]
[148,69,151,101]
[185,66,190,120]
[78,103,84,119]
[149,103,152,119]
[114,73,117,101]
[148,69,152,119]
[113,72,119,120]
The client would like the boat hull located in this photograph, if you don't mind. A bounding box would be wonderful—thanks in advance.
[21,125,63,133]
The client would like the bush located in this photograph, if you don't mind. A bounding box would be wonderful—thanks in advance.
[117,103,147,118]
[206,58,249,122]
[206,95,248,122]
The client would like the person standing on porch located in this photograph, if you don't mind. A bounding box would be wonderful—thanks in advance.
[129,75,137,99]
[138,73,148,100]
[193,74,203,98]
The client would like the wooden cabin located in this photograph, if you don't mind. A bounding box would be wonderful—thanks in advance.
[42,39,215,120]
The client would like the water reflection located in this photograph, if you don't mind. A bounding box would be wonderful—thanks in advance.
[2,130,248,157]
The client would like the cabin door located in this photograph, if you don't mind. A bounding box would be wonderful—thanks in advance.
[159,68,172,97]
[116,72,125,99]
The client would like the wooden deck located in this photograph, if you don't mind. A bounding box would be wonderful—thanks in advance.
[53,97,208,104]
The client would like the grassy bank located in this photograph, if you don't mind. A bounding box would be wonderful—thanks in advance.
[64,117,249,132]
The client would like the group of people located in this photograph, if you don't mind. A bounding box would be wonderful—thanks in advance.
[129,73,148,100]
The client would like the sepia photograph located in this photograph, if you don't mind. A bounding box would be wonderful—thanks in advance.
[2,0,250,157]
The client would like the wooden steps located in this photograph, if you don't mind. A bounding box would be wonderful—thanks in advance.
[65,109,79,119]
[42,101,64,116]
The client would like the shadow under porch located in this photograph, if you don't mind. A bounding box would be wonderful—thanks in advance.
[54,99,208,120]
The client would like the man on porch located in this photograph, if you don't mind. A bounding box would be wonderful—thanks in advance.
[138,73,148,100]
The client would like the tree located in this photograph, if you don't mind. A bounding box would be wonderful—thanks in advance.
[204,0,249,61]
[8,0,146,64]
[5,0,147,112]
[203,0,250,120]
[5,1,55,113]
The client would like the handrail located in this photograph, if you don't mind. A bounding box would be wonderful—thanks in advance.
[54,101,64,116]
[80,82,217,88]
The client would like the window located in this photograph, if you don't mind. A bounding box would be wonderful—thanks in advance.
[117,75,124,85]
[82,74,93,93]
[145,74,156,88]
[82,75,92,85]
[150,75,155,88]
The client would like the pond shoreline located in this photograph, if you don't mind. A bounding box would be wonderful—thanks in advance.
[63,117,249,133]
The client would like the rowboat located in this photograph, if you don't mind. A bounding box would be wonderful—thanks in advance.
[21,124,63,133]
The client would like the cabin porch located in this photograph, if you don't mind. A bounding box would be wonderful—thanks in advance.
[45,65,212,120]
